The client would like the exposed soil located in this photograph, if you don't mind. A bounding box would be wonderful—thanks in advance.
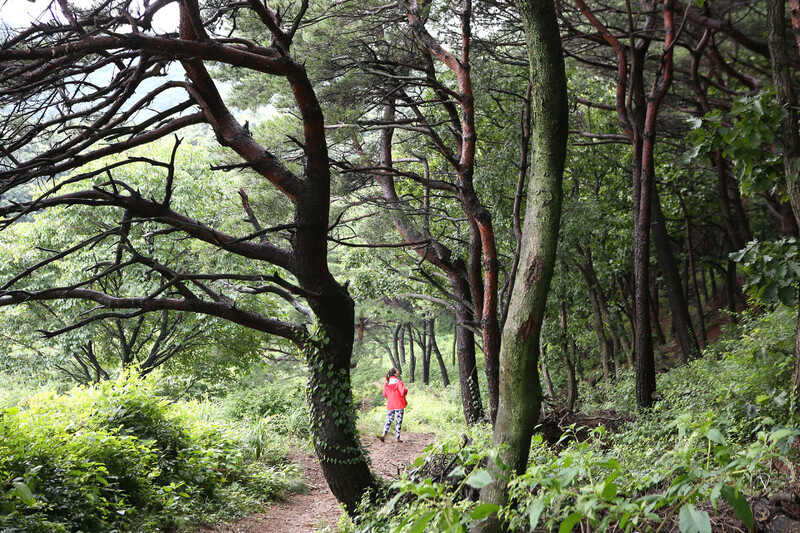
[194,432,436,533]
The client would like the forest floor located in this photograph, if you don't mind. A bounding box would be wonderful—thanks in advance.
[195,432,436,533]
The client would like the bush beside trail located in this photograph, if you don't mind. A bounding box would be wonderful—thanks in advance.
[0,373,303,532]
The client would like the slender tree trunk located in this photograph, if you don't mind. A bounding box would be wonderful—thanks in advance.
[709,264,718,298]
[577,249,617,378]
[726,259,738,314]
[587,281,612,380]
[559,301,579,412]
[421,320,431,385]
[650,281,666,345]
[452,318,457,367]
[651,187,701,361]
[407,324,416,383]
[397,323,406,370]
[569,337,586,381]
[673,184,708,348]
[700,263,709,302]
[392,323,403,372]
[429,318,450,387]
[455,289,484,424]
[401,0,501,425]
[541,342,556,399]
[477,0,567,526]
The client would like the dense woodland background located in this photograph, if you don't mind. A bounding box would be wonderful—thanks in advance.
[0,0,799,531]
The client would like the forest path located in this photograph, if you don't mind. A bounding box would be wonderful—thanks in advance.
[197,432,436,532]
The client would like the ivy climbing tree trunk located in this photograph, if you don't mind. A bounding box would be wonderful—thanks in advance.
[476,0,568,527]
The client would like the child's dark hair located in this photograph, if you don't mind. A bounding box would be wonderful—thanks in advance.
[385,367,399,382]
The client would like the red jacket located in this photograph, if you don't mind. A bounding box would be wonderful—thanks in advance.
[383,377,408,410]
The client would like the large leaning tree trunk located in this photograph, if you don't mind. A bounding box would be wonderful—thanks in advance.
[0,0,376,512]
[476,0,568,528]
[766,0,800,405]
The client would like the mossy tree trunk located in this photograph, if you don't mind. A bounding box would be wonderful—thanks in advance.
[475,0,568,528]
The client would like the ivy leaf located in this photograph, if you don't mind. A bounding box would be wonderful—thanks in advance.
[465,469,493,489]
[679,504,711,533]
[720,485,754,530]
[559,511,584,533]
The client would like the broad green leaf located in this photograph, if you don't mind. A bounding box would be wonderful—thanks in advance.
[769,428,797,444]
[705,428,725,445]
[559,466,579,487]
[529,500,545,530]
[720,485,754,529]
[559,511,584,533]
[409,510,437,533]
[465,469,493,489]
[602,480,619,500]
[599,458,620,470]
[469,503,500,520]
[12,481,35,506]
[448,466,466,478]
[679,504,711,533]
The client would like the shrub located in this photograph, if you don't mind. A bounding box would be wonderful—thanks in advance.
[0,372,304,532]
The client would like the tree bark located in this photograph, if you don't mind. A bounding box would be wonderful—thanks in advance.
[477,0,567,526]
[587,278,613,380]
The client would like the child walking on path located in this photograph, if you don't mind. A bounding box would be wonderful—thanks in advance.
[381,368,408,442]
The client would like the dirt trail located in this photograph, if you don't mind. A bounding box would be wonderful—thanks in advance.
[196,432,436,533]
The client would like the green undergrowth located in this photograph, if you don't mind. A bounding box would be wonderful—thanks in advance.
[342,307,800,532]
[0,372,305,532]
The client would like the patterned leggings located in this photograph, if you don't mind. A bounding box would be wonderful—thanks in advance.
[383,409,404,439]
